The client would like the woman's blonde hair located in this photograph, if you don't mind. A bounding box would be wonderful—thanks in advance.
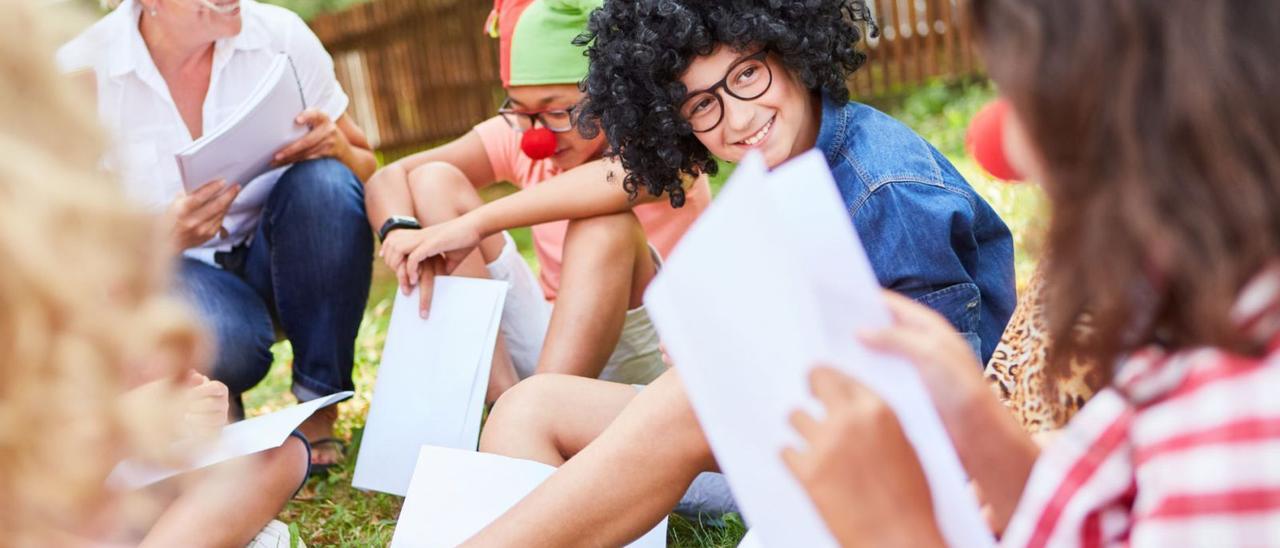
[0,0,204,543]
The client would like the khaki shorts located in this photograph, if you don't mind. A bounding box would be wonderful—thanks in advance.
[484,232,667,385]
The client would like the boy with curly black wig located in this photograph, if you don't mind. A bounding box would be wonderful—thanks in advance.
[464,0,1017,544]
[573,0,1014,354]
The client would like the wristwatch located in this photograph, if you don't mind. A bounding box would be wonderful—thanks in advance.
[378,215,422,242]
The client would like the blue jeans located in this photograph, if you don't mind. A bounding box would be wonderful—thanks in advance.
[678,472,741,523]
[178,159,372,415]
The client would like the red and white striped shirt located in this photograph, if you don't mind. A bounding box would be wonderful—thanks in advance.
[1001,270,1280,547]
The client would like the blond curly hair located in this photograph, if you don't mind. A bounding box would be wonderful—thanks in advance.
[0,0,205,543]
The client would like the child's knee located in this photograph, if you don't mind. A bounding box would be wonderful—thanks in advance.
[264,435,310,489]
[407,162,483,212]
[480,375,564,452]
[647,374,715,468]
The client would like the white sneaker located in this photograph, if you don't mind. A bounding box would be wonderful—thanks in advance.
[246,520,305,548]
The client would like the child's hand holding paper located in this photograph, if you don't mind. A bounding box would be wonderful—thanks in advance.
[858,291,989,424]
[181,371,230,441]
[781,290,1035,543]
[852,290,1036,533]
[782,366,944,547]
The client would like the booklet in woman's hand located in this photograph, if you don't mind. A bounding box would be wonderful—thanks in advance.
[175,53,307,192]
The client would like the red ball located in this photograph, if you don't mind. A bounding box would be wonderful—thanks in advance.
[966,99,1023,182]
[520,127,558,160]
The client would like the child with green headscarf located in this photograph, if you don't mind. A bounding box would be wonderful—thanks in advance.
[366,0,712,398]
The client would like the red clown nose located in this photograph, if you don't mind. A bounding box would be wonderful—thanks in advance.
[520,127,558,160]
[965,99,1023,182]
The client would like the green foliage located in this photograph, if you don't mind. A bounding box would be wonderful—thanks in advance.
[287,522,302,548]
[244,77,1044,546]
[668,513,749,547]
[892,79,1000,159]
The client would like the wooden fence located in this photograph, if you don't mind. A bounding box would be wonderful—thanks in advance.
[311,0,981,155]
[852,0,982,97]
[310,0,501,155]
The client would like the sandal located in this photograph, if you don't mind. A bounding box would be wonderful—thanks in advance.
[305,437,347,477]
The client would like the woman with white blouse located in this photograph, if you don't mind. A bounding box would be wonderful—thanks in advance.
[59,0,376,478]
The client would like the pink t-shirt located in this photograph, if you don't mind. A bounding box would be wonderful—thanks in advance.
[473,116,712,300]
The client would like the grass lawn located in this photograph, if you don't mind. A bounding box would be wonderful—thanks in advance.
[243,79,1045,546]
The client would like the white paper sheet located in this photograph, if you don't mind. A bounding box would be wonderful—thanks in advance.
[107,390,353,490]
[644,150,994,547]
[352,277,508,496]
[175,53,307,191]
[391,446,668,547]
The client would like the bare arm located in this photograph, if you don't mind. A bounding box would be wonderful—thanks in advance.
[378,143,697,295]
[464,158,673,239]
[334,114,376,182]
[858,292,1040,533]
[364,129,496,231]
[384,129,497,184]
[273,111,377,182]
[381,157,681,280]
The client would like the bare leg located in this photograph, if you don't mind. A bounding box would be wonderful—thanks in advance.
[479,374,639,466]
[537,212,656,378]
[364,164,416,231]
[469,370,716,547]
[141,436,308,547]
[296,405,338,465]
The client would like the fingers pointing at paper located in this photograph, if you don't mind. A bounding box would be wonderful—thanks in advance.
[378,218,484,317]
[417,258,441,320]
[380,229,453,319]
[782,366,944,547]
[381,228,424,291]
[402,218,480,279]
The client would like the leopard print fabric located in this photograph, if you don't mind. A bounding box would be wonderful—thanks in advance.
[983,271,1098,433]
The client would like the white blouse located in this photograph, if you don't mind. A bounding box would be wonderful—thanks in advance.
[57,0,350,266]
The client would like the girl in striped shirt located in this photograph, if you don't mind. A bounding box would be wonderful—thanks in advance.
[783,1,1280,545]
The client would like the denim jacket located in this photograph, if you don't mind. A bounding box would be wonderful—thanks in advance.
[817,99,1016,363]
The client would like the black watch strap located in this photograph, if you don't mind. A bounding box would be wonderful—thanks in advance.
[378,215,422,242]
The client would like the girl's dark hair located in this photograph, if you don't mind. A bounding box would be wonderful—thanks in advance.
[969,0,1280,381]
[574,0,874,206]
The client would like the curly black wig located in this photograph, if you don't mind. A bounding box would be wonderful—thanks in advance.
[574,0,875,207]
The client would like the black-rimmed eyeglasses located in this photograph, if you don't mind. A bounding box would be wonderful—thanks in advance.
[498,98,577,133]
[679,49,773,133]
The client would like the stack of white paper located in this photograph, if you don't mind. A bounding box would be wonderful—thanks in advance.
[644,151,994,547]
[108,390,353,490]
[352,277,508,496]
[176,53,307,192]
[391,446,668,547]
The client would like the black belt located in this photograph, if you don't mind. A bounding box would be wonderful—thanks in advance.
[212,240,251,274]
